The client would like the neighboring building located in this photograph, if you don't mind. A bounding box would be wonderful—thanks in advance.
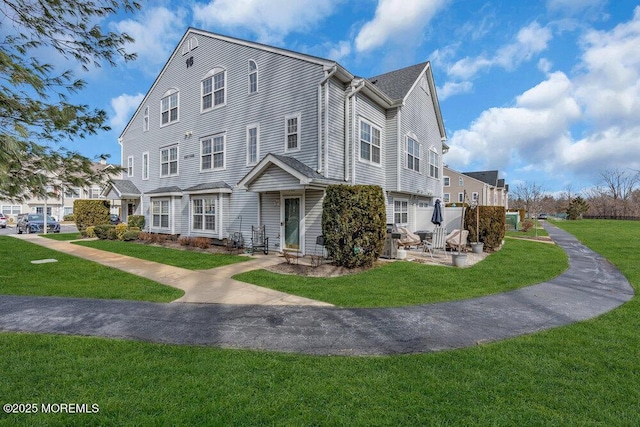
[0,160,119,223]
[443,167,509,208]
[106,28,448,254]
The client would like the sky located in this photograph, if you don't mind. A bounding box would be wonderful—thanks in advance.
[37,0,640,195]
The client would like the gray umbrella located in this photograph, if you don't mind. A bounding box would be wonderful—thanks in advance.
[431,199,443,225]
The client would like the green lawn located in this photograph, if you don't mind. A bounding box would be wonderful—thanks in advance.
[235,238,567,307]
[74,239,249,270]
[41,232,82,241]
[0,220,638,425]
[0,236,183,302]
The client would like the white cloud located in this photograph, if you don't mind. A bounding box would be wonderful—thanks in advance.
[192,0,340,44]
[447,7,640,189]
[326,40,352,62]
[448,21,551,80]
[112,6,187,74]
[446,72,581,172]
[110,93,145,130]
[547,0,607,15]
[438,81,473,100]
[355,0,448,52]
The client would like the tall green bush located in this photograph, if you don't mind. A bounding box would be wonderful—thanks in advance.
[73,200,110,231]
[464,205,506,250]
[321,184,386,269]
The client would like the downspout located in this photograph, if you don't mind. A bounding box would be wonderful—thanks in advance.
[396,108,402,191]
[345,79,365,182]
[317,66,337,174]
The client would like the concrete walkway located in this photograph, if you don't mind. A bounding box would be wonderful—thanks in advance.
[11,234,331,306]
[0,223,634,355]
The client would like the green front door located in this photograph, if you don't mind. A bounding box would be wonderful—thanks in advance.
[284,197,300,250]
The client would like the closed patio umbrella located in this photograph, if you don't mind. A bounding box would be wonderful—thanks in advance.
[431,199,443,226]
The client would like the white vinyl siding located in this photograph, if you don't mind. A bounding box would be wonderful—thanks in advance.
[143,106,149,131]
[429,148,439,179]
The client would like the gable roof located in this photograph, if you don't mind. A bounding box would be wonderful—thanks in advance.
[102,179,141,198]
[368,62,428,100]
[463,170,499,187]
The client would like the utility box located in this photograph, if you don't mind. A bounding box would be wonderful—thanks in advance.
[381,224,401,259]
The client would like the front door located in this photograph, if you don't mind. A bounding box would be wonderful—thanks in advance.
[283,197,300,250]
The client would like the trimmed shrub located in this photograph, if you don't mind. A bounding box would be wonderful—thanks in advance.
[464,205,506,251]
[122,231,139,241]
[63,214,76,222]
[73,200,110,231]
[321,184,386,269]
[115,223,128,240]
[81,226,96,238]
[179,237,191,246]
[521,219,534,232]
[94,224,116,240]
[127,215,145,229]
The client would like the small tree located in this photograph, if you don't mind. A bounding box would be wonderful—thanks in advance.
[321,185,386,269]
[566,196,590,220]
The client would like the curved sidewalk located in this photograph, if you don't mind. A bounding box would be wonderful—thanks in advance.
[0,223,634,355]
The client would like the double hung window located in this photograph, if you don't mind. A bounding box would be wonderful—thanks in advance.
[360,120,381,164]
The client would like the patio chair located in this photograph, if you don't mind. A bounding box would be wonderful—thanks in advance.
[250,225,269,255]
[446,229,469,252]
[396,226,422,249]
[422,226,446,258]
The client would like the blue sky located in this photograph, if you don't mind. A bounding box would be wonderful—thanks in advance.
[52,0,640,195]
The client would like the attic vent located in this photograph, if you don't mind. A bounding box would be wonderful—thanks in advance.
[182,37,199,55]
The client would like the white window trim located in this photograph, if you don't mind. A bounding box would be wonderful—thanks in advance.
[443,176,450,187]
[393,199,408,225]
[459,176,464,186]
[428,147,439,179]
[472,192,479,202]
[143,105,149,132]
[127,156,134,177]
[443,193,450,203]
[151,198,171,230]
[190,195,218,234]
[248,59,258,94]
[160,145,179,178]
[160,89,179,127]
[458,192,464,203]
[358,118,382,166]
[284,113,301,153]
[200,133,226,172]
[201,68,227,112]
[406,135,421,173]
[142,151,149,181]
[182,37,198,55]
[246,124,260,166]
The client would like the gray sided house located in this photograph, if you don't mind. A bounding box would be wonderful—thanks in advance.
[106,28,448,254]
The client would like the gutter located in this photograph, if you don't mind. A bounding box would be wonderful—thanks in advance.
[317,66,337,173]
[344,79,365,182]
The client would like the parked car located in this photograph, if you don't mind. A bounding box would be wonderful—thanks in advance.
[538,213,548,220]
[16,214,60,234]
[110,214,121,225]
[0,213,6,228]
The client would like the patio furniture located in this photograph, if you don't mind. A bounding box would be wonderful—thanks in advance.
[422,226,446,258]
[250,225,269,255]
[396,226,422,249]
[446,229,469,252]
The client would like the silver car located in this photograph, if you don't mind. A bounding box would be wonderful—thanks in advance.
[0,213,6,228]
